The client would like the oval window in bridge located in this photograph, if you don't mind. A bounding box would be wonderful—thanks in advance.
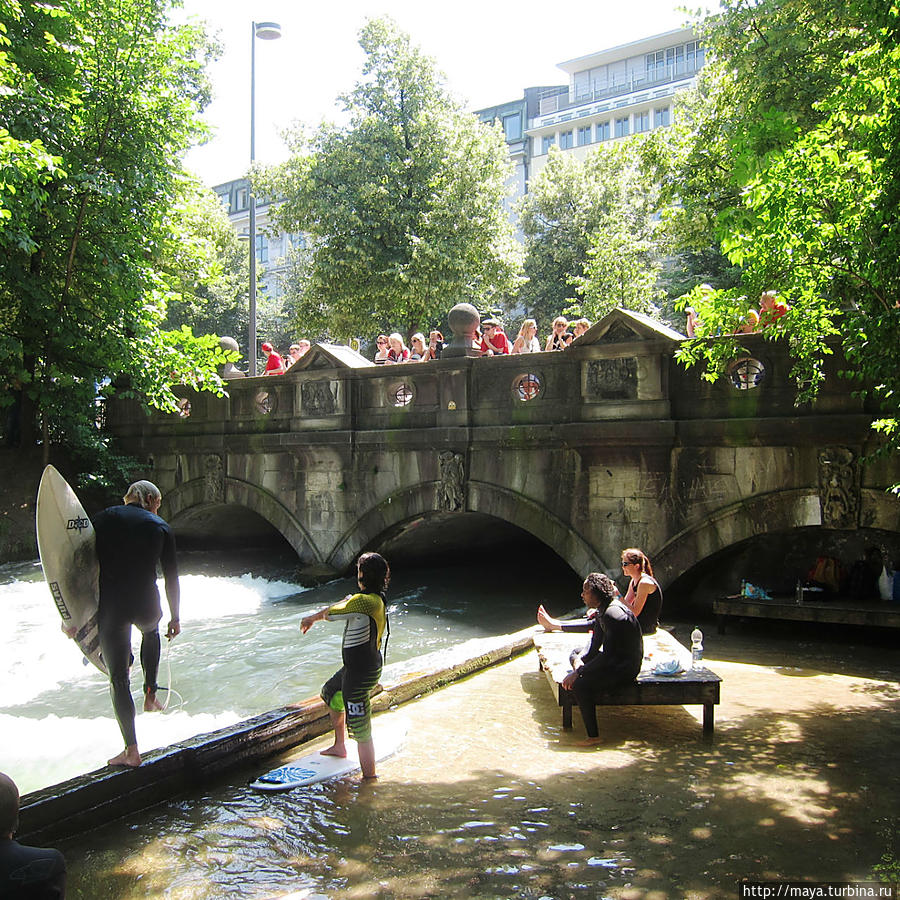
[512,373,542,402]
[727,356,766,390]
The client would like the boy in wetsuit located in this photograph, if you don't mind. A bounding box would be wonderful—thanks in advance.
[300,552,389,779]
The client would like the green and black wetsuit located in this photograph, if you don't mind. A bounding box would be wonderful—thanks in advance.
[320,591,386,741]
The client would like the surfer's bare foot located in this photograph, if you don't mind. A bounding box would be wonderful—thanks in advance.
[108,746,142,767]
[575,737,602,748]
[143,692,164,712]
[320,744,347,758]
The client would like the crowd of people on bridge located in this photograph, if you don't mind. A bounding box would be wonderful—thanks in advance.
[685,289,790,338]
[370,314,594,365]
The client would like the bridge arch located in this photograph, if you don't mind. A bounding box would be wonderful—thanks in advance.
[326,479,601,576]
[164,477,325,563]
[654,486,900,595]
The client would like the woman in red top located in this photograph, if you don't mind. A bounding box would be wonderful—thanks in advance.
[261,342,285,375]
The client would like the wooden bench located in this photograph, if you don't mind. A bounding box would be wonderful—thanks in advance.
[533,628,721,735]
[713,595,900,633]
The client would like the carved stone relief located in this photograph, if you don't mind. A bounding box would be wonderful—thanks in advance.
[437,451,465,512]
[817,446,859,528]
[204,454,224,503]
[302,380,337,416]
[598,322,639,344]
[586,358,638,400]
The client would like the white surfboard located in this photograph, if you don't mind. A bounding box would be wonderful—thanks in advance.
[35,465,106,674]
[251,720,407,791]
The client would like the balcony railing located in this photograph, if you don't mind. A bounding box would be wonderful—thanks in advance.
[539,61,703,116]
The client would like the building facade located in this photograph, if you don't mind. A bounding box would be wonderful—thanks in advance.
[476,27,705,215]
[213,177,300,303]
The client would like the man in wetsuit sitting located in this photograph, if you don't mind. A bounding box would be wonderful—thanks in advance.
[91,481,181,768]
[300,552,389,779]
[537,572,643,745]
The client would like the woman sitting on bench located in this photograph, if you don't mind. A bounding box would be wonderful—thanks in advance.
[621,547,662,634]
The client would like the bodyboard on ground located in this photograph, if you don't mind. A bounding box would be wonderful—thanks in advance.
[35,465,106,674]
[251,720,408,790]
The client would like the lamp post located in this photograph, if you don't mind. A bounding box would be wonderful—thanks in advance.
[248,20,281,377]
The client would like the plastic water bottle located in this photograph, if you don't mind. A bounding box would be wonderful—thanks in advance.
[690,627,703,668]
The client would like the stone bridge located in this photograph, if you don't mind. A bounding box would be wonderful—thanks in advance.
[106,310,900,605]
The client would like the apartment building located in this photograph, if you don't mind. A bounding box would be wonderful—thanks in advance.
[476,27,704,211]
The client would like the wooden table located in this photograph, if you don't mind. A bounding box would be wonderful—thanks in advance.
[713,595,900,633]
[533,628,721,735]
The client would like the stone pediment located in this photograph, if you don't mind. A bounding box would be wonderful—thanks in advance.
[571,308,686,346]
[284,343,372,373]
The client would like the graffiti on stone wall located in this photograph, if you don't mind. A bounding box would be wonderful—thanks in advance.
[586,358,637,401]
[818,446,859,528]
[437,451,465,512]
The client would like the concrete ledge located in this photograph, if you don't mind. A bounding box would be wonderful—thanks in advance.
[18,628,536,844]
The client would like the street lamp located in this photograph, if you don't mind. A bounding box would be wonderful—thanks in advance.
[248,20,281,377]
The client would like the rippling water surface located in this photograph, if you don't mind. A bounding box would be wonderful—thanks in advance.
[0,551,579,793]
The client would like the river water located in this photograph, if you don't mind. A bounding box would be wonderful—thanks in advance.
[5,551,899,898]
[0,549,579,795]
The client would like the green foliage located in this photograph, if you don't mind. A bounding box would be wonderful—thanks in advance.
[260,17,522,342]
[518,140,664,328]
[666,0,900,466]
[0,0,232,454]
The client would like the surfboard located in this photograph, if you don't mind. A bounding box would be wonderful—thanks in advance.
[250,720,408,791]
[35,465,106,674]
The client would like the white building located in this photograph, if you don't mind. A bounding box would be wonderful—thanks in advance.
[212,177,300,302]
[476,27,705,213]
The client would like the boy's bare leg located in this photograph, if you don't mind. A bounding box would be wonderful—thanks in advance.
[357,738,376,779]
[320,709,347,758]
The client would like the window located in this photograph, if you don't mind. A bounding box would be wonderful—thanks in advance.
[686,41,704,71]
[236,188,248,210]
[635,111,650,133]
[646,50,665,79]
[614,116,630,138]
[502,113,522,141]
[559,130,573,149]
[654,106,671,128]
[541,135,556,155]
[596,121,610,141]
[577,126,592,146]
[255,234,268,263]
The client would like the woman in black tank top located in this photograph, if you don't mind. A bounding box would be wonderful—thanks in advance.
[621,547,662,634]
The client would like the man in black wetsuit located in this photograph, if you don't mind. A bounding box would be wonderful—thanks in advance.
[91,480,181,768]
[537,572,643,744]
[0,772,66,899]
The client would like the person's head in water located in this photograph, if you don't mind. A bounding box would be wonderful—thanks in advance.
[357,552,390,595]
[582,572,618,611]
[123,481,161,513]
[0,771,19,838]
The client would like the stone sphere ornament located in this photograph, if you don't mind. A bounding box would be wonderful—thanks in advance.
[443,302,482,358]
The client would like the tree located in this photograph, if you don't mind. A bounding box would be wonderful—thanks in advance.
[260,17,522,342]
[0,0,231,462]
[518,140,663,327]
[674,0,900,467]
[160,179,249,347]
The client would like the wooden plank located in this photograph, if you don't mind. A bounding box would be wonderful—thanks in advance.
[713,597,900,631]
